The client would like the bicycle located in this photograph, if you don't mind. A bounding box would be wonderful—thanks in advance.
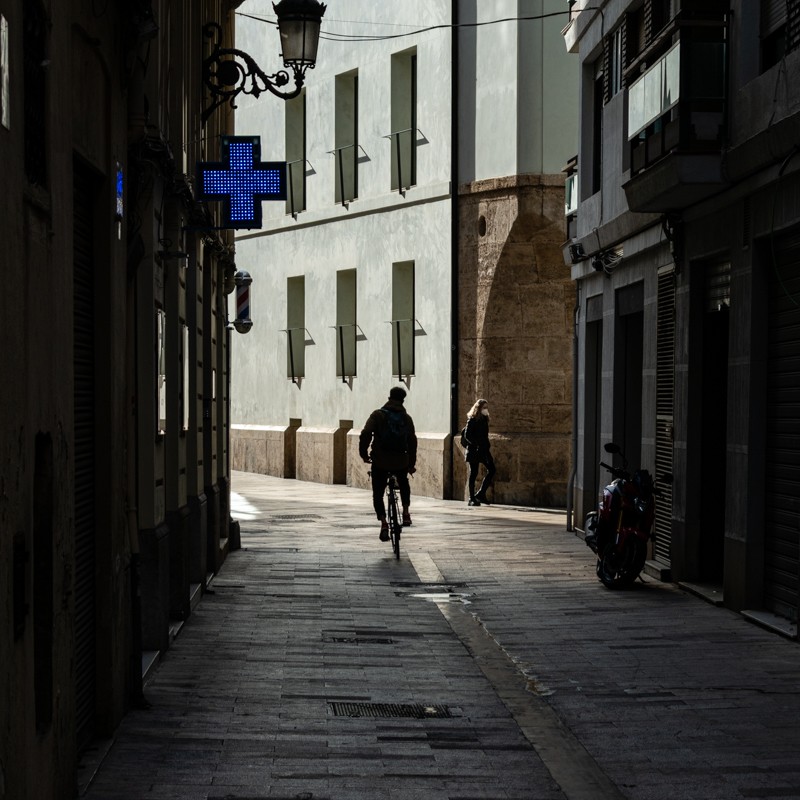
[385,472,402,560]
[368,469,403,560]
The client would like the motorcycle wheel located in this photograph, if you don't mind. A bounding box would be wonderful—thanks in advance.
[598,538,647,589]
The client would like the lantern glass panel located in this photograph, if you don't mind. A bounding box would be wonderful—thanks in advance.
[279,18,321,66]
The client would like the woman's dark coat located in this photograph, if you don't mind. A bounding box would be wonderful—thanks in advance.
[464,414,490,462]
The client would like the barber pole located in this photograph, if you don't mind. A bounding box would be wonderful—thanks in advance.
[237,282,250,320]
[233,270,253,334]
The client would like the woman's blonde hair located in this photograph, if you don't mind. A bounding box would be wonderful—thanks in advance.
[467,398,488,419]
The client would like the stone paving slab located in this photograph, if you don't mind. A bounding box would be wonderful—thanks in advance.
[84,476,567,800]
[83,473,800,800]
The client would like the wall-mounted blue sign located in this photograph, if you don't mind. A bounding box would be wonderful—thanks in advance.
[197,136,286,230]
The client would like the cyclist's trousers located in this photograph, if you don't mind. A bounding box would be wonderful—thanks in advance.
[371,468,411,519]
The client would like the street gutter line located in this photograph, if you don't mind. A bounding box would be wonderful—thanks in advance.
[408,550,628,800]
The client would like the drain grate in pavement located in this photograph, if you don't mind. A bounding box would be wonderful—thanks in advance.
[270,514,323,521]
[326,636,395,644]
[329,701,451,719]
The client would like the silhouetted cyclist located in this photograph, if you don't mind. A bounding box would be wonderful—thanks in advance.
[359,386,417,540]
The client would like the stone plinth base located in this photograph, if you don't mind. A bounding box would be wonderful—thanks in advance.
[296,426,350,485]
[453,433,569,507]
[231,423,298,478]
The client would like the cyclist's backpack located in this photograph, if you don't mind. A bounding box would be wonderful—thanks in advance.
[379,408,409,453]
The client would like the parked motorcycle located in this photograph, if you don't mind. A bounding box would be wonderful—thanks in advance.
[584,443,672,588]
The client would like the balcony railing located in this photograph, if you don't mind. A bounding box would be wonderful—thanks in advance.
[286,158,309,217]
[382,127,420,195]
[328,143,360,207]
[283,326,309,384]
[331,322,361,382]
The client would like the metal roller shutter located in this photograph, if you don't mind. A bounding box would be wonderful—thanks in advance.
[654,267,675,565]
[766,229,800,623]
[73,160,96,750]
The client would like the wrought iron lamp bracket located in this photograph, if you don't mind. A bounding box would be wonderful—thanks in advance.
[201,22,307,124]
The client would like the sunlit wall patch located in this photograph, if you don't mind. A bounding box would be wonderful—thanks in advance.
[1,15,9,130]
[197,135,287,230]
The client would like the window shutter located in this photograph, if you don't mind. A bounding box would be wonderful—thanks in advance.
[788,0,800,53]
[602,38,610,103]
[762,0,788,38]
[626,8,646,64]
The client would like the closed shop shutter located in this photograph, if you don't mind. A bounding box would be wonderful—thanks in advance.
[654,267,675,565]
[73,160,96,750]
[766,229,800,623]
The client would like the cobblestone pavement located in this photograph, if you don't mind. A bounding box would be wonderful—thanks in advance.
[82,473,800,800]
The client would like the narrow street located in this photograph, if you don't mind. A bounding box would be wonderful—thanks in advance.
[82,472,800,800]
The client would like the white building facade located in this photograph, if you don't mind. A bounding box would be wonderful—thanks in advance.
[231,0,578,503]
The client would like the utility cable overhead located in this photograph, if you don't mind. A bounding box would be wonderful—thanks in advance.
[236,10,586,43]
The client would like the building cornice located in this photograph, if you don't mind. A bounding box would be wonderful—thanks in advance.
[235,180,452,240]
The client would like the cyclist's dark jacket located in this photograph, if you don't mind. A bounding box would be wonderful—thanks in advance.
[359,399,417,472]
[464,414,490,462]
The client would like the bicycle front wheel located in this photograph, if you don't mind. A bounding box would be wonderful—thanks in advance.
[388,490,401,560]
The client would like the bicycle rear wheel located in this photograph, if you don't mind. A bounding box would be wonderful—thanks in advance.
[388,485,401,560]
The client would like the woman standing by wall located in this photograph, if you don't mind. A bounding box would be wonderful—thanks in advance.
[464,398,496,505]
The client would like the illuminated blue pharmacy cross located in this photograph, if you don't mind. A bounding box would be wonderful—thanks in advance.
[198,136,287,230]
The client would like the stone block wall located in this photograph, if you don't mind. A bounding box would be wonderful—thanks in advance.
[230,424,298,478]
[296,426,349,485]
[456,174,573,507]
